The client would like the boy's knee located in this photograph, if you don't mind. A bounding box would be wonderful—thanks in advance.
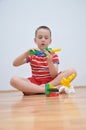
[70,67,77,76]
[10,76,17,86]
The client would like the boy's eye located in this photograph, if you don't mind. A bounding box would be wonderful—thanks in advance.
[38,36,42,39]
[38,36,49,39]
[45,37,48,39]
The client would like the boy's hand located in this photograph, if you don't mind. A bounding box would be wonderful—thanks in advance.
[44,50,53,63]
[27,48,39,55]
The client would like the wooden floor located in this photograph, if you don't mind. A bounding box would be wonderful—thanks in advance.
[0,87,86,130]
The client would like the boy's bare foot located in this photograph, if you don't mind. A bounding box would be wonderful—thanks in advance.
[59,86,75,94]
[59,87,67,94]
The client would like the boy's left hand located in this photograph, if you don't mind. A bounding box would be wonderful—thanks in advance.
[44,50,53,63]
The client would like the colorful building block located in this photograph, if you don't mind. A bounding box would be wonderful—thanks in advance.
[45,83,59,97]
[28,47,61,57]
[60,74,76,88]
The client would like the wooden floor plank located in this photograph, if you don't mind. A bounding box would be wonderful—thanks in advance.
[0,87,86,130]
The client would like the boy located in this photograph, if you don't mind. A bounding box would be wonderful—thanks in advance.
[10,26,77,95]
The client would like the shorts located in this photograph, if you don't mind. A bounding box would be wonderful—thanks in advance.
[27,72,62,85]
[28,77,53,85]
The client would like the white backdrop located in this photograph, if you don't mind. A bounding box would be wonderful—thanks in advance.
[0,0,86,90]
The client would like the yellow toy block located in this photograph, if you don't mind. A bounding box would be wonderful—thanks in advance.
[51,48,61,52]
[61,74,75,88]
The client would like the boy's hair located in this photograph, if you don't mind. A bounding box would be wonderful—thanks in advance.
[35,26,51,37]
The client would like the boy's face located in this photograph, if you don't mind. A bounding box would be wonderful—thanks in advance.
[34,28,52,50]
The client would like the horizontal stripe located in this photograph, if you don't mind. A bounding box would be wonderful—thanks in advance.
[32,74,51,78]
[32,71,50,75]
[26,52,59,79]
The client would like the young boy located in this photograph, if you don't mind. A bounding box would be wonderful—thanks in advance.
[10,26,77,95]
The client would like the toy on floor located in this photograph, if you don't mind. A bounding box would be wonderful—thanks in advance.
[59,73,76,94]
[28,47,61,57]
[60,73,75,88]
[45,83,59,97]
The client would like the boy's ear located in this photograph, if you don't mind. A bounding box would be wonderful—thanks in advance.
[34,38,36,43]
[50,38,52,44]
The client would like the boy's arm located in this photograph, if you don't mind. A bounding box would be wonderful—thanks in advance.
[45,50,59,78]
[13,50,29,66]
[47,62,58,78]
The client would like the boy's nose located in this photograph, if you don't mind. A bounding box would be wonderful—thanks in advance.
[41,37,45,41]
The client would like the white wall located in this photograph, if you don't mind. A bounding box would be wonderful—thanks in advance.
[0,0,86,90]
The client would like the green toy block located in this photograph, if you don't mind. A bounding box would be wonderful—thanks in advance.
[45,84,50,95]
[28,50,39,55]
[45,47,52,51]
[45,84,59,95]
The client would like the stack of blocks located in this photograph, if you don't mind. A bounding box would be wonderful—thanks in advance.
[45,84,59,97]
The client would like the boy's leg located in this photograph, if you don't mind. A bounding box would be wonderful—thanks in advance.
[10,76,45,94]
[49,67,77,87]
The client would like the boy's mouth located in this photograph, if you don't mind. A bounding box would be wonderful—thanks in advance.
[40,44,46,50]
[41,43,45,46]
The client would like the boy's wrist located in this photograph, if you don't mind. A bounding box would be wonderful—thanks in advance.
[24,51,29,57]
[47,61,53,66]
